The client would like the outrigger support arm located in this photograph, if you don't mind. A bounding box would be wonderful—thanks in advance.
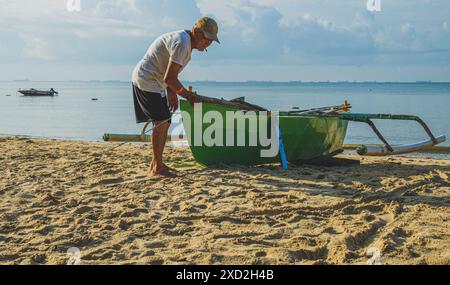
[340,113,446,156]
[365,119,394,152]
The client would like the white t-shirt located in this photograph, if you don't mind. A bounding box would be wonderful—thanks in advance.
[132,30,192,96]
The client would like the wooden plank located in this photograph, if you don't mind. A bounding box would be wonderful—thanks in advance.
[190,95,267,111]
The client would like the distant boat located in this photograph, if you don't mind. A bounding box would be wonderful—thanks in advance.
[18,88,58,96]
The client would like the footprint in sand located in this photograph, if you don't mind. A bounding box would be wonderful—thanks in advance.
[120,209,149,218]
[73,206,93,215]
[255,251,267,258]
[146,242,166,249]
[91,178,124,187]
[101,169,121,176]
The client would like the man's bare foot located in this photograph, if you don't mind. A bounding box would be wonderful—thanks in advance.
[150,168,176,178]
[150,161,176,172]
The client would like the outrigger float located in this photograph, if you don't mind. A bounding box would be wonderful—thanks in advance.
[104,89,446,166]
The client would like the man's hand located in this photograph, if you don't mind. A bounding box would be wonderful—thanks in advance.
[164,61,198,108]
[185,91,196,107]
[167,91,179,112]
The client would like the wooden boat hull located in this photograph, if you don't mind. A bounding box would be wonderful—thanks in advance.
[180,100,348,166]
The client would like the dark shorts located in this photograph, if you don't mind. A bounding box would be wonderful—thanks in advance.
[132,84,171,124]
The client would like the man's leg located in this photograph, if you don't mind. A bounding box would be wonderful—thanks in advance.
[150,120,172,176]
[159,122,178,172]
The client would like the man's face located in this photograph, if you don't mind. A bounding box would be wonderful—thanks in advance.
[197,31,213,52]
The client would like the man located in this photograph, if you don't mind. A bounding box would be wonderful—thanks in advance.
[132,17,220,177]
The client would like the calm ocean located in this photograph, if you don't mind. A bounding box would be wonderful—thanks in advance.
[1,81,449,157]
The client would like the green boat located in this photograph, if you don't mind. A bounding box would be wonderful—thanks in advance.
[104,93,445,167]
[179,100,348,166]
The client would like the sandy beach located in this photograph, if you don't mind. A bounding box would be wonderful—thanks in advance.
[0,136,449,265]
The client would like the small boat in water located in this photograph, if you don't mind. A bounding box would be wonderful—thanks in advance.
[18,88,58,96]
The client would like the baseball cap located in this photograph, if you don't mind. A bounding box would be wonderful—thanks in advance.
[195,17,220,44]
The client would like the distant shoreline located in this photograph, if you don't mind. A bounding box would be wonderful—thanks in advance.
[2,80,450,84]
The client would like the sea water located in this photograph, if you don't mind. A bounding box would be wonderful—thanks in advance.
[0,81,449,158]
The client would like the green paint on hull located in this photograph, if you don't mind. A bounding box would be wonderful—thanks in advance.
[180,100,348,166]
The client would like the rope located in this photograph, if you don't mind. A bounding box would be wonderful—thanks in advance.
[1,117,173,193]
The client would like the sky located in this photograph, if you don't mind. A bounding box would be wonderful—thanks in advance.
[0,0,449,82]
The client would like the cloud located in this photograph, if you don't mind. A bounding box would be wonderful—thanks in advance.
[91,0,201,31]
[196,1,285,61]
[400,23,417,41]
[0,0,450,81]
[20,35,55,60]
[0,0,201,64]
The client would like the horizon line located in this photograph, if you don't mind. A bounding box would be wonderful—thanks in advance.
[2,80,450,84]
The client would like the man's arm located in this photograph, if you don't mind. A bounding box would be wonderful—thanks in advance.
[166,87,178,112]
[164,61,195,106]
